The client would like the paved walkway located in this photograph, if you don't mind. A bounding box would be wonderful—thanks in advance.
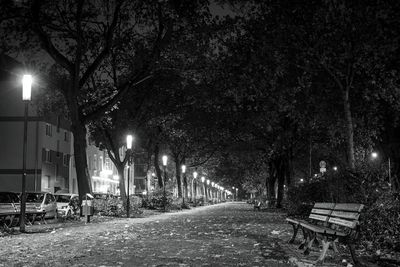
[0,202,352,266]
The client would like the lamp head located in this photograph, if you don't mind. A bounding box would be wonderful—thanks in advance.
[206,179,210,185]
[193,171,198,179]
[181,165,186,173]
[201,176,205,183]
[162,155,168,166]
[22,74,32,101]
[126,135,133,149]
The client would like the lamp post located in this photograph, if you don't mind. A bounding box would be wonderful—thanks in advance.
[162,155,168,212]
[192,171,198,206]
[20,74,32,232]
[206,179,210,204]
[371,152,392,188]
[211,182,215,203]
[126,135,133,218]
[232,187,235,201]
[235,188,238,201]
[201,176,205,204]
[181,165,186,205]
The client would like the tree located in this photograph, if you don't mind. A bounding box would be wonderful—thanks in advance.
[1,0,209,200]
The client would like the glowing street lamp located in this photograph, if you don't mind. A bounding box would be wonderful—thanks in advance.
[181,164,186,204]
[371,152,378,159]
[333,166,338,171]
[192,171,198,206]
[162,155,168,211]
[126,135,133,218]
[20,74,33,232]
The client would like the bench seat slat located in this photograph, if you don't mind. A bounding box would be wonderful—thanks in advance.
[299,221,347,236]
[328,217,357,228]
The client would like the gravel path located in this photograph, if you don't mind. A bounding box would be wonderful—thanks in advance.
[0,203,352,266]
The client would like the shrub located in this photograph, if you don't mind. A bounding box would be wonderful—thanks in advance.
[142,189,174,210]
[94,196,142,217]
[360,192,400,253]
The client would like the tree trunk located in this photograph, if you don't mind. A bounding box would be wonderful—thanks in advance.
[70,117,91,201]
[154,144,163,188]
[116,165,126,201]
[267,162,277,200]
[343,87,355,170]
[276,160,285,208]
[184,173,188,199]
[175,159,182,198]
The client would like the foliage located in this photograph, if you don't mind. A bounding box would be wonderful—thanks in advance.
[141,189,174,211]
[93,196,142,217]
[360,192,400,253]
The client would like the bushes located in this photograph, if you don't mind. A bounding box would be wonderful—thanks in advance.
[360,192,400,253]
[94,196,143,217]
[141,189,174,210]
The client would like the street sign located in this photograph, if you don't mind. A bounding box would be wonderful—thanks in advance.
[320,167,326,173]
[319,161,326,168]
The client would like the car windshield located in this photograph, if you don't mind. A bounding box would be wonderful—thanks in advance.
[0,192,19,203]
[26,193,45,203]
[55,195,71,203]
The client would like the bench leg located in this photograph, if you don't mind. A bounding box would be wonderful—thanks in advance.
[298,228,308,250]
[304,231,316,255]
[332,238,339,253]
[348,243,361,266]
[317,237,331,263]
[288,223,300,243]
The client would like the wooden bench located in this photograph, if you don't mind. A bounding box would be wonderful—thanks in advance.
[286,202,364,264]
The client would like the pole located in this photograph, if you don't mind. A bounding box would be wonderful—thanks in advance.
[182,173,185,206]
[127,155,130,218]
[163,165,166,212]
[20,101,28,232]
[192,181,197,207]
[389,157,392,187]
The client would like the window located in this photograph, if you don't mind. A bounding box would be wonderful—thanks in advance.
[93,155,97,170]
[57,116,60,132]
[44,149,51,163]
[45,124,52,136]
[64,131,68,142]
[56,140,60,158]
[63,155,69,166]
[105,157,112,170]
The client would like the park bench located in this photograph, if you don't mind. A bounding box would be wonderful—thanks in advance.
[286,202,364,264]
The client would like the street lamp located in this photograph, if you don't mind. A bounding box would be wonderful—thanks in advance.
[20,74,32,232]
[162,155,168,212]
[201,176,205,203]
[206,179,210,202]
[333,166,338,171]
[181,164,186,205]
[192,171,198,206]
[126,135,133,218]
[371,152,378,159]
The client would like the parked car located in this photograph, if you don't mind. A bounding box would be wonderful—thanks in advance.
[54,193,79,218]
[25,192,58,219]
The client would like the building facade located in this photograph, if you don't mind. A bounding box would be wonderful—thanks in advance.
[0,55,73,193]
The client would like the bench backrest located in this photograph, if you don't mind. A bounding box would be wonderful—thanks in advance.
[0,203,17,213]
[309,202,335,224]
[329,203,364,229]
[309,202,364,230]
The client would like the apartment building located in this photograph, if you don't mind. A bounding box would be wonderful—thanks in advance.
[0,54,73,193]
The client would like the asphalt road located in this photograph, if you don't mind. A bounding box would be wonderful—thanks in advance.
[0,202,331,267]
